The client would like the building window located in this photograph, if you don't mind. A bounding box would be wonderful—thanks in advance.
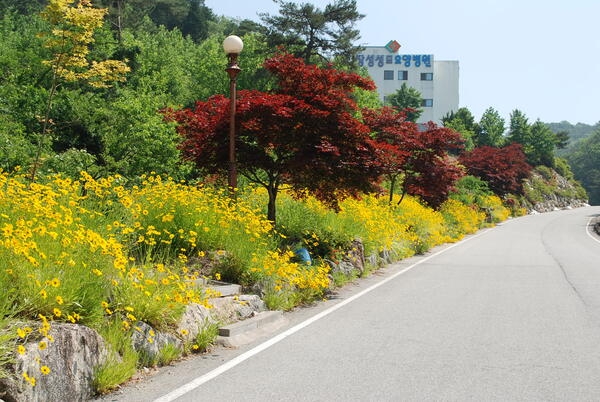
[398,70,408,80]
[420,72,433,81]
[422,99,433,107]
[383,70,394,80]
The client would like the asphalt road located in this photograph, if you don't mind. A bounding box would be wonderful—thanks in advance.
[101,206,600,402]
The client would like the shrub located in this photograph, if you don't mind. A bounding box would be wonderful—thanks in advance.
[439,199,485,239]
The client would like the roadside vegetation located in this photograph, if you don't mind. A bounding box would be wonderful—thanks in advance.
[0,169,509,392]
[0,0,590,396]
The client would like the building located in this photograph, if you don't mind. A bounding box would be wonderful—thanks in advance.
[356,40,459,124]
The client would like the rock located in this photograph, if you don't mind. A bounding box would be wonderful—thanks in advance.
[328,239,369,275]
[0,324,107,402]
[209,295,265,323]
[238,295,266,313]
[131,321,182,363]
[1,291,270,401]
[176,303,213,343]
[526,169,588,213]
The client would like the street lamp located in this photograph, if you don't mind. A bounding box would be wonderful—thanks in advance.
[223,35,243,194]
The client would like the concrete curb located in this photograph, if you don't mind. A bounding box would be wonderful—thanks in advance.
[217,311,287,348]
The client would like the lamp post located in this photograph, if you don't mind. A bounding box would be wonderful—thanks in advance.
[223,35,243,194]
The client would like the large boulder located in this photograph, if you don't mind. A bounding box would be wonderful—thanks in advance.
[0,324,107,402]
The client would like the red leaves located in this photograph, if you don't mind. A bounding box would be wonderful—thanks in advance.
[264,52,376,112]
[459,143,532,195]
[365,106,465,207]
[163,95,231,172]
[166,53,381,219]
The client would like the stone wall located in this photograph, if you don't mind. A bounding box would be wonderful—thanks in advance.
[0,296,265,402]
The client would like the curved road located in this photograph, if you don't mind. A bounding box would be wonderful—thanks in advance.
[103,206,600,402]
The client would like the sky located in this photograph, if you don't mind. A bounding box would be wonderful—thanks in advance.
[204,0,600,125]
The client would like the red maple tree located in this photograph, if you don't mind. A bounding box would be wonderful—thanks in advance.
[362,107,412,203]
[364,107,465,208]
[166,53,382,224]
[403,123,465,208]
[459,143,532,196]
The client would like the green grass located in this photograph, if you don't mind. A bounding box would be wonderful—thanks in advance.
[156,344,181,366]
[191,320,219,353]
[92,320,138,394]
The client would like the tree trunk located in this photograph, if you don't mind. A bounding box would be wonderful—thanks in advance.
[267,184,278,225]
[397,190,406,205]
[388,175,396,205]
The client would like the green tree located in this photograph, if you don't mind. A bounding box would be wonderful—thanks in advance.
[477,107,505,147]
[259,0,364,65]
[507,110,557,167]
[32,0,130,180]
[443,107,478,133]
[385,83,422,122]
[87,90,187,178]
[442,107,478,151]
[0,0,45,14]
[0,11,48,169]
[528,120,557,167]
[97,0,215,42]
[566,129,600,205]
[0,116,36,172]
[553,130,569,149]
[507,109,531,146]
[180,0,214,42]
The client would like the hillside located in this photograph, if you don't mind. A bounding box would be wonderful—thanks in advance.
[547,121,600,147]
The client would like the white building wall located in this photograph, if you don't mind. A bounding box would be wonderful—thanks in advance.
[433,60,460,123]
[356,43,459,124]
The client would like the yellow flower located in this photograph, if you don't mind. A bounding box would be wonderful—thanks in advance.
[92,269,103,276]
[101,301,109,309]
[16,328,26,339]
[214,273,221,281]
[53,308,62,317]
[50,278,60,288]
[38,341,47,351]
[55,296,64,305]
[17,345,26,355]
[22,372,36,387]
[39,289,47,299]
[40,366,51,375]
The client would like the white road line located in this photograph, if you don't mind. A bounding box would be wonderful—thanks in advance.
[586,216,600,244]
[153,229,490,402]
